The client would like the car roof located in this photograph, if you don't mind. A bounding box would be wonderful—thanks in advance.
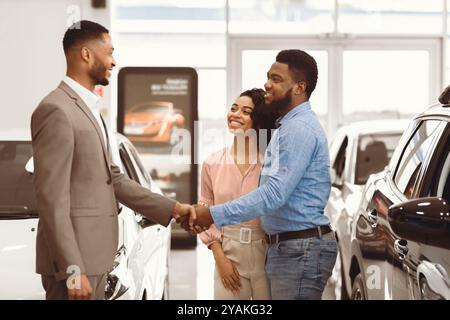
[416,104,450,119]
[335,119,410,137]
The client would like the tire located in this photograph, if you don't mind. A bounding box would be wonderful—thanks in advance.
[351,273,367,300]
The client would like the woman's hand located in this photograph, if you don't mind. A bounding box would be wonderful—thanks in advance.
[216,255,241,293]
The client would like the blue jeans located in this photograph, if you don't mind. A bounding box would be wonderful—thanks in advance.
[265,234,337,300]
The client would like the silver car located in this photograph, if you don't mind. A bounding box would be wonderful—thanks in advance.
[0,132,170,300]
[325,120,408,299]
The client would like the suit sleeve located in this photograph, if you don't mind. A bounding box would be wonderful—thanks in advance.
[110,164,176,227]
[31,103,86,280]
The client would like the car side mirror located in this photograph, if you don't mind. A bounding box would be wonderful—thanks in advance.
[388,197,450,249]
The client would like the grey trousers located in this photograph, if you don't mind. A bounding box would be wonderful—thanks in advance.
[41,274,107,300]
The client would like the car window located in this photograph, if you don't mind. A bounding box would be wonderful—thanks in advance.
[355,133,402,185]
[394,120,442,199]
[125,142,152,187]
[332,136,348,184]
[0,141,37,216]
[417,122,450,201]
[119,144,139,183]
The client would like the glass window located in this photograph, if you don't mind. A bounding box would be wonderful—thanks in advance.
[197,69,227,120]
[115,33,226,68]
[394,120,441,198]
[419,123,450,200]
[113,0,226,33]
[241,49,328,128]
[343,50,430,123]
[119,145,139,183]
[126,142,152,187]
[332,136,348,184]
[0,141,37,215]
[355,133,402,185]
[229,0,334,34]
[338,0,443,34]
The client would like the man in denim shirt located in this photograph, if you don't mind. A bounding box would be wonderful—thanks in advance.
[191,50,337,300]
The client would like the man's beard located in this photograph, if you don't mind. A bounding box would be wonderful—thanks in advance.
[90,58,109,86]
[267,88,292,112]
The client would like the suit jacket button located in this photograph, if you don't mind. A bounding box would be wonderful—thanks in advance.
[106,178,112,185]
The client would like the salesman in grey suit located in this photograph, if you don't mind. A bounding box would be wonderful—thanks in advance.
[31,20,195,300]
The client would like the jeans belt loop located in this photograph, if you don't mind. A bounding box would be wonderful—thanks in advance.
[275,234,279,244]
[240,227,252,244]
[318,226,322,239]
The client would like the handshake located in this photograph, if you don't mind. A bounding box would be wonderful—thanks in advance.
[172,202,214,234]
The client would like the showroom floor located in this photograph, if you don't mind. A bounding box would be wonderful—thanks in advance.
[169,239,335,300]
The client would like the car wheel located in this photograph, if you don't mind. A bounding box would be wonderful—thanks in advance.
[351,273,367,300]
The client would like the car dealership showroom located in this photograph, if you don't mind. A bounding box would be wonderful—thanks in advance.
[0,0,449,303]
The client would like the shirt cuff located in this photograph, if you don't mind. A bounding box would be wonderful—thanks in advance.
[210,204,227,228]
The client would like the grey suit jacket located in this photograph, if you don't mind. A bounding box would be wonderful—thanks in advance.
[31,81,176,280]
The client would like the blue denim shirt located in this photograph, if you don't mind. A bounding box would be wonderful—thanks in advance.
[210,101,331,235]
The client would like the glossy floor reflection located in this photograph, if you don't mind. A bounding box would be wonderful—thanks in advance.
[169,238,336,300]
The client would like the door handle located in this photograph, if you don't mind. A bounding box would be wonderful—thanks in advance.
[368,209,378,228]
[394,239,409,260]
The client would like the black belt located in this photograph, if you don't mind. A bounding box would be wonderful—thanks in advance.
[266,225,332,245]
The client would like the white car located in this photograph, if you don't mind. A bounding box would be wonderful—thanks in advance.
[0,131,170,300]
[325,119,408,299]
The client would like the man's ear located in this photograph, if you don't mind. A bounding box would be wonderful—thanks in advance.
[295,81,307,95]
[80,47,90,63]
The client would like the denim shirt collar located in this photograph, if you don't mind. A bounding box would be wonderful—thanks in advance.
[277,101,311,127]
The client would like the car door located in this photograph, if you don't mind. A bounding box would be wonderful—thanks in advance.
[387,119,445,299]
[390,120,449,299]
[0,140,43,299]
[119,141,168,299]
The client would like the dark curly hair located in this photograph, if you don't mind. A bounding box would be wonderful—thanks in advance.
[239,88,278,151]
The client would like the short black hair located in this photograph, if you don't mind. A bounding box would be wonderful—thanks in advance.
[63,20,109,53]
[276,49,318,98]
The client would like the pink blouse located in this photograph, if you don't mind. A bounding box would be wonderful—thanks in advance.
[198,147,262,247]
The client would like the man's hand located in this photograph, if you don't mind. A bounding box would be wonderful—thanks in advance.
[172,202,196,230]
[67,274,92,300]
[181,204,214,232]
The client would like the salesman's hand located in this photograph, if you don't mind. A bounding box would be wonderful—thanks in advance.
[67,274,92,300]
[172,202,196,230]
[181,204,214,232]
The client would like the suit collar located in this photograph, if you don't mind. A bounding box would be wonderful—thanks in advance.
[58,81,111,172]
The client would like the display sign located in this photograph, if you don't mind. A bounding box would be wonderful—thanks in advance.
[118,67,198,204]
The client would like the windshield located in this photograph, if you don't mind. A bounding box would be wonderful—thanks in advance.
[355,133,402,185]
[0,141,37,217]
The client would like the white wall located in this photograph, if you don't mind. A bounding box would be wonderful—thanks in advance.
[0,0,111,133]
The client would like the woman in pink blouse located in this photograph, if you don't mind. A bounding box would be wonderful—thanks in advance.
[198,88,277,299]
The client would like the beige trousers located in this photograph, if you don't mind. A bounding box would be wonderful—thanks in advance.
[214,225,271,300]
